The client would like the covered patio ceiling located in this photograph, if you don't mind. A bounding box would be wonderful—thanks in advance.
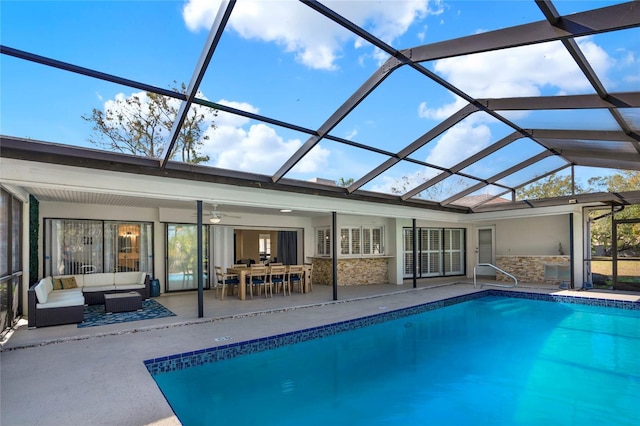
[1,0,639,214]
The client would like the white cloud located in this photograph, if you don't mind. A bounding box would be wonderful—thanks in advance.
[431,38,613,100]
[418,96,466,120]
[415,38,616,175]
[425,121,492,167]
[293,145,331,174]
[98,92,328,176]
[369,120,492,195]
[344,129,358,140]
[182,0,438,70]
[205,122,298,174]
[204,99,330,175]
[405,37,618,198]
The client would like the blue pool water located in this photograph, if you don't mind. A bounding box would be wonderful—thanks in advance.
[151,296,640,425]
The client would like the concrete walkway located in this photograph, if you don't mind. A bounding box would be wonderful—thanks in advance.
[1,281,636,425]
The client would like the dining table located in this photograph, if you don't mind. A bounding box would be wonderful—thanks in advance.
[226,265,310,300]
[225,267,250,300]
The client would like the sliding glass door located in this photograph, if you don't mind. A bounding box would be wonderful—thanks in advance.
[403,227,466,278]
[166,224,210,292]
[44,219,153,276]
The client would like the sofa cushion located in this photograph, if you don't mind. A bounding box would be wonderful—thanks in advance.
[82,285,116,293]
[34,281,48,304]
[114,283,145,291]
[52,277,64,290]
[44,277,54,293]
[61,276,78,289]
[37,290,85,309]
[82,273,115,288]
[114,271,146,285]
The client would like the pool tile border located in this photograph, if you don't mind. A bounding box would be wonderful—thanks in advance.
[144,289,640,376]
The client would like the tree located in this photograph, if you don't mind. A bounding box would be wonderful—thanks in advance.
[587,171,640,255]
[337,177,355,187]
[521,170,640,257]
[390,173,468,201]
[516,173,581,200]
[82,82,215,163]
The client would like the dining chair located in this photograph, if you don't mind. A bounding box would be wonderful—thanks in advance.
[288,265,305,294]
[182,262,194,288]
[214,266,239,299]
[304,264,313,292]
[269,265,289,296]
[247,265,271,298]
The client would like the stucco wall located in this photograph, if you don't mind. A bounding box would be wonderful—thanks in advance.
[495,214,570,256]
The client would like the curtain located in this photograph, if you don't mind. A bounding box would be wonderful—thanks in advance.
[277,231,297,265]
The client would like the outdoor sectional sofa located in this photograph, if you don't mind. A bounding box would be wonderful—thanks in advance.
[28,271,150,328]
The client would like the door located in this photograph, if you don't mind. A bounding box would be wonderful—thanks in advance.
[166,224,210,292]
[476,226,495,278]
[420,228,442,277]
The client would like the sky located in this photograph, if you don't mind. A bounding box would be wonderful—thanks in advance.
[1,0,638,201]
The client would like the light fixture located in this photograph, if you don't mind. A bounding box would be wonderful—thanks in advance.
[280,209,292,213]
[209,204,223,223]
[568,199,577,204]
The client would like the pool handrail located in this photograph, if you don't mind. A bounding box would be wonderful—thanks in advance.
[473,263,518,289]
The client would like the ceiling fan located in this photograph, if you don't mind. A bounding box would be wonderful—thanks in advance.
[200,204,241,224]
[209,204,223,223]
[193,204,240,224]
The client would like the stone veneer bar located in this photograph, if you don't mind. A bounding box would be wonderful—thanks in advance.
[144,289,640,376]
[311,257,390,286]
[496,255,570,283]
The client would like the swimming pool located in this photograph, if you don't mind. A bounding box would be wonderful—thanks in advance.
[147,291,640,425]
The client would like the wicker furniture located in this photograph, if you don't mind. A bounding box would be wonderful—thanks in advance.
[104,291,142,313]
[28,280,85,328]
[27,288,84,328]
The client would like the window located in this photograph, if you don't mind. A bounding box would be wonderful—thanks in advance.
[403,227,465,278]
[259,234,271,262]
[362,227,382,255]
[44,219,153,276]
[341,226,384,256]
[315,227,331,256]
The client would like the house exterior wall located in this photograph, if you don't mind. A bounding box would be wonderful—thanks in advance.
[469,210,585,286]
[489,215,573,284]
[2,158,591,314]
[37,201,314,300]
[310,214,396,285]
[494,215,570,256]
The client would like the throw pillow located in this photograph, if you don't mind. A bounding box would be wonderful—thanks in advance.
[61,276,78,289]
[52,278,64,290]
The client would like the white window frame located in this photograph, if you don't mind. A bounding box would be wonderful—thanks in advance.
[315,227,331,256]
[340,226,384,256]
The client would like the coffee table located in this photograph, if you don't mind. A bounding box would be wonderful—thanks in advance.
[104,291,142,313]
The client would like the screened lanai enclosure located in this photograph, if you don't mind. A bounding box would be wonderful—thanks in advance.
[1,1,639,332]
[1,0,638,206]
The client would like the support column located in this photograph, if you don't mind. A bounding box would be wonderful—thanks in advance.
[197,200,203,317]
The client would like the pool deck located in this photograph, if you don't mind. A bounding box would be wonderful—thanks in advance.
[2,280,639,426]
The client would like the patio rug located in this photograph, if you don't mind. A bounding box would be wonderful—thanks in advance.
[78,299,176,328]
